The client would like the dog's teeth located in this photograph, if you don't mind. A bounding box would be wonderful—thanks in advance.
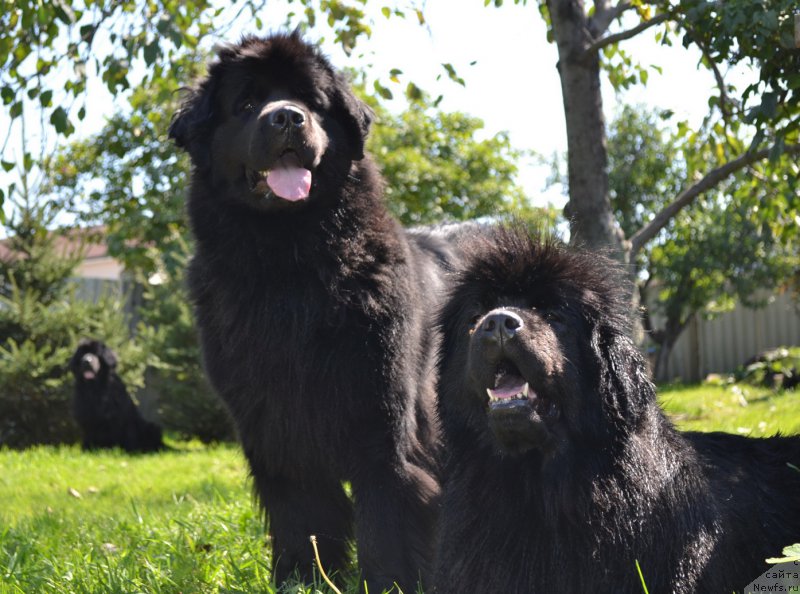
[486,388,497,402]
[522,383,529,398]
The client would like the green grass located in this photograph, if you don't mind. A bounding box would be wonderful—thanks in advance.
[0,443,351,593]
[1,384,798,593]
[659,382,800,436]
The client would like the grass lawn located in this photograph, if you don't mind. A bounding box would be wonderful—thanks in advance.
[1,383,797,593]
[658,382,800,436]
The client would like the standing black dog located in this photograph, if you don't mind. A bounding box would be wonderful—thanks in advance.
[169,33,450,592]
[434,227,800,593]
[70,339,163,453]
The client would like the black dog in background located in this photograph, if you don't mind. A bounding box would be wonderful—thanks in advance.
[69,339,163,453]
[169,33,450,592]
[434,227,800,593]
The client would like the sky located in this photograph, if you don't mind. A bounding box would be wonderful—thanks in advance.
[0,0,731,221]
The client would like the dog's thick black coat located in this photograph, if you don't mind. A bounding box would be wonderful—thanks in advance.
[434,227,800,593]
[169,33,448,592]
[69,339,163,453]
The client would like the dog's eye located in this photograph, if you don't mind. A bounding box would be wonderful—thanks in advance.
[239,99,256,113]
[468,314,482,334]
[544,310,565,325]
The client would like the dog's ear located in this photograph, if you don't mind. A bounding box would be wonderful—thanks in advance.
[98,343,118,370]
[592,325,656,433]
[168,76,218,168]
[333,77,374,160]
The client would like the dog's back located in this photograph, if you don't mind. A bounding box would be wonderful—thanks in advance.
[685,431,800,590]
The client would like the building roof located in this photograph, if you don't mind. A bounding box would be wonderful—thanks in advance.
[0,226,110,262]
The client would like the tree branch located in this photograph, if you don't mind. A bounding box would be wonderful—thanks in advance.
[676,20,738,124]
[591,1,632,38]
[585,12,670,55]
[630,143,800,258]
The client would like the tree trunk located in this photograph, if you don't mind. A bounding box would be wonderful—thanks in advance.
[546,0,623,257]
[653,338,674,383]
[652,313,692,383]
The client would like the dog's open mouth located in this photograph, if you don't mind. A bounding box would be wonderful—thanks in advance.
[486,360,560,422]
[485,359,560,454]
[247,151,312,202]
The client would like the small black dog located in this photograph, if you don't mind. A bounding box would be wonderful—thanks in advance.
[69,339,163,453]
[434,227,800,593]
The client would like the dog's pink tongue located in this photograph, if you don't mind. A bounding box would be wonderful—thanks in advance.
[489,376,528,400]
[267,166,311,201]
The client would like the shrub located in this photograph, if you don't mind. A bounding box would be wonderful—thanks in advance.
[736,346,800,390]
[136,242,234,443]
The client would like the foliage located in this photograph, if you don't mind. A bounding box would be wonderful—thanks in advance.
[676,0,800,142]
[523,0,800,258]
[0,198,144,448]
[47,80,193,277]
[734,346,800,390]
[135,238,235,443]
[600,104,799,379]
[606,104,684,266]
[366,93,544,226]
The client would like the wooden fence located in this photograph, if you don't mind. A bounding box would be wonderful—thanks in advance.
[660,291,800,382]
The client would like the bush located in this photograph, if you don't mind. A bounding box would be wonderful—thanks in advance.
[136,242,234,443]
[736,346,800,390]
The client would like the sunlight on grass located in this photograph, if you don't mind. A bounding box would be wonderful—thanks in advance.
[659,383,800,436]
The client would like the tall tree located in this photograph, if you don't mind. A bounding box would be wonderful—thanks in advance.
[537,0,800,261]
[603,104,798,380]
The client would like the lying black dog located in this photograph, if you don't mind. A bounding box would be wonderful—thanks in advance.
[169,33,453,592]
[434,226,800,593]
[69,339,163,453]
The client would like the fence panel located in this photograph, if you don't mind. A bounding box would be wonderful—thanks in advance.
[664,292,800,382]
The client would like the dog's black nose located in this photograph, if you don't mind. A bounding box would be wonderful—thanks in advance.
[479,309,523,344]
[268,105,306,130]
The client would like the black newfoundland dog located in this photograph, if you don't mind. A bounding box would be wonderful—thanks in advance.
[434,227,800,593]
[169,33,452,592]
[69,339,163,453]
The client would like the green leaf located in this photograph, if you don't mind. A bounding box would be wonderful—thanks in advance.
[766,543,800,564]
[405,82,423,102]
[39,89,53,107]
[373,80,393,100]
[143,41,158,66]
[1,86,14,105]
[1,160,14,172]
[442,63,466,87]
[50,106,70,134]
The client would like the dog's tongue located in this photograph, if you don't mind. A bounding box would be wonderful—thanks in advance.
[489,374,528,400]
[266,157,311,201]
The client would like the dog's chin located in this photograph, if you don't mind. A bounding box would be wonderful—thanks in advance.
[483,361,562,456]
